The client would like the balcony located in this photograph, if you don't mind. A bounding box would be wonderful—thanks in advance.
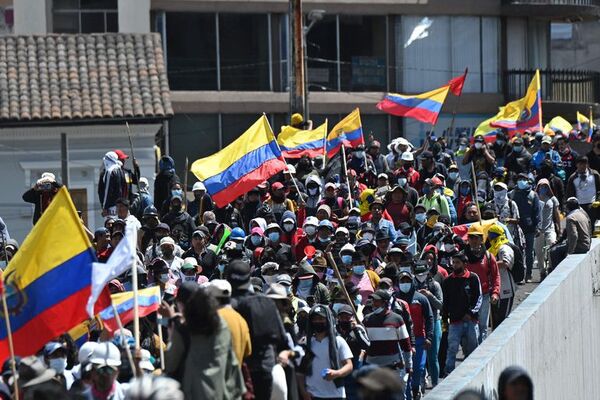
[502,0,600,19]
[505,69,600,117]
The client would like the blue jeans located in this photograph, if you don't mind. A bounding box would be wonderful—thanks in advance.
[478,293,490,344]
[426,319,442,386]
[406,337,427,398]
[445,320,479,374]
[524,231,535,279]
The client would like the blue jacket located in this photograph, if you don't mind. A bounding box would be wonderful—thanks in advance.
[531,149,561,172]
[375,218,397,242]
[509,189,542,234]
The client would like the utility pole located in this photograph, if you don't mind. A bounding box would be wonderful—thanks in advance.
[60,133,69,187]
[289,0,306,118]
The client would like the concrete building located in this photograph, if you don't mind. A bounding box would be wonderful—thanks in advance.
[2,0,600,218]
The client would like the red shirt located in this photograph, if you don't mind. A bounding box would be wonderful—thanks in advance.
[466,252,500,296]
[386,201,411,228]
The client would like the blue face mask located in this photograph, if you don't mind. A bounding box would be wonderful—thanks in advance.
[460,186,470,196]
[513,145,523,153]
[171,189,183,198]
[448,172,459,181]
[354,294,362,306]
[399,282,412,293]
[539,187,550,197]
[415,213,426,224]
[217,264,226,273]
[268,232,280,243]
[319,236,331,244]
[517,180,529,190]
[353,265,366,275]
[251,235,262,246]
[298,279,313,291]
[341,255,353,265]
[332,303,344,314]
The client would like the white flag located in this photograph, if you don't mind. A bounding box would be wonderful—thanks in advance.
[86,223,138,317]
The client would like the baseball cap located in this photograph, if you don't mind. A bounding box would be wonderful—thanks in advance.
[324,182,336,190]
[310,304,329,318]
[336,304,354,316]
[369,289,391,302]
[89,342,121,368]
[155,222,171,232]
[139,349,155,372]
[421,150,434,159]
[303,216,319,227]
[276,274,293,286]
[159,236,175,247]
[272,182,284,191]
[542,135,552,144]
[318,219,334,232]
[226,260,251,286]
[192,229,207,239]
[493,182,508,191]
[43,341,65,356]
[266,283,289,300]
[114,149,129,160]
[181,257,198,271]
[205,279,232,298]
[377,173,388,180]
[335,226,349,236]
[251,226,264,236]
[401,151,414,162]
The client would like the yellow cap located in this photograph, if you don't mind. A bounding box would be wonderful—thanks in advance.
[467,223,484,236]
[291,113,304,126]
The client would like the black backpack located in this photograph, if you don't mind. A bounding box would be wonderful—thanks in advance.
[506,242,525,283]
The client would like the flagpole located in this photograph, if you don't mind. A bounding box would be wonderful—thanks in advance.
[157,288,165,371]
[129,228,141,357]
[470,161,483,225]
[0,239,19,400]
[111,302,138,376]
[183,157,189,212]
[537,70,543,135]
[590,106,594,139]
[322,121,328,171]
[341,145,353,206]
[264,113,306,206]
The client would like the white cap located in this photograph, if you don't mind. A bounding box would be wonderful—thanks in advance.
[139,349,155,372]
[205,279,232,298]
[401,151,414,162]
[336,227,349,236]
[78,342,99,365]
[377,173,388,180]
[303,216,319,227]
[397,137,413,149]
[285,165,296,174]
[340,243,356,254]
[89,342,121,367]
[160,236,175,247]
[192,181,206,192]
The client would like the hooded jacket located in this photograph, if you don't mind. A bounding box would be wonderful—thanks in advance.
[98,151,126,210]
[154,156,180,211]
[498,366,534,400]
[292,261,330,306]
[305,175,323,217]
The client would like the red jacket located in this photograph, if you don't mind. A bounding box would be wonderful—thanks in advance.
[466,252,500,296]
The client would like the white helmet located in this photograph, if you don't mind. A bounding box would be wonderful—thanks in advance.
[192,181,206,192]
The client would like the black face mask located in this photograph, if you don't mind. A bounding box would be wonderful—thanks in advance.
[312,322,328,333]
[338,321,352,331]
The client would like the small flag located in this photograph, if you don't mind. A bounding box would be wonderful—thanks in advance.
[98,286,161,334]
[277,121,328,158]
[448,68,468,96]
[325,109,365,157]
[377,85,450,125]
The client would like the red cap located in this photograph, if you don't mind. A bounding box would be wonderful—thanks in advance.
[430,176,443,187]
[114,149,128,160]
[272,182,284,191]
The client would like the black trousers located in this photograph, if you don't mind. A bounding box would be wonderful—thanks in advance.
[491,296,514,329]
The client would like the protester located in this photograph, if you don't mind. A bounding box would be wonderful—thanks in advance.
[22,172,62,224]
[497,366,534,400]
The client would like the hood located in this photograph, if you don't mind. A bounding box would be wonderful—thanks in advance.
[159,156,175,172]
[498,366,533,400]
[103,151,120,172]
[535,178,555,197]
[305,174,322,187]
[293,260,319,284]
[250,217,267,232]
[281,210,297,226]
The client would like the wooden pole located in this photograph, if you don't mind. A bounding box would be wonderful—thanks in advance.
[183,157,189,212]
[125,122,140,192]
[326,252,362,325]
[341,145,353,206]
[0,239,18,400]
[60,133,69,188]
[111,302,138,376]
[322,120,328,171]
[470,161,483,225]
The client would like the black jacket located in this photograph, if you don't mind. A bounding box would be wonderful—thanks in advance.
[442,270,482,323]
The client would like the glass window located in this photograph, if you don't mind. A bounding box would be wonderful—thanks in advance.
[53,0,117,33]
[306,15,338,91]
[106,12,118,32]
[398,16,500,93]
[80,0,118,9]
[219,14,270,91]
[166,13,217,90]
[169,114,220,178]
[339,15,387,91]
[80,12,105,33]
[53,12,79,33]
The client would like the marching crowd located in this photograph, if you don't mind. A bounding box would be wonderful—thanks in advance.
[3,118,598,400]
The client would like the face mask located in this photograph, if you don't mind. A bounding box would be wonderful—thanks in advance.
[459,144,467,151]
[398,178,408,187]
[308,188,319,196]
[362,233,374,242]
[251,235,262,246]
[263,275,277,285]
[403,164,412,171]
[354,295,362,306]
[353,265,366,275]
[159,274,169,283]
[423,186,431,195]
[315,271,324,280]
[338,320,352,331]
[474,142,483,150]
[494,189,508,203]
[341,255,353,265]
[348,216,360,225]
[415,273,428,283]
[312,322,328,333]
[49,357,67,374]
[332,303,344,314]
[399,282,412,293]
[415,213,426,224]
[217,264,226,273]
[283,223,295,232]
[517,180,529,190]
[373,307,386,314]
[304,226,316,236]
[318,236,331,244]
[448,172,459,180]
[171,189,183,198]
[298,279,313,291]
[497,139,505,146]
[459,186,470,196]
[354,152,364,159]
[513,145,523,153]
[183,275,197,283]
[268,232,280,243]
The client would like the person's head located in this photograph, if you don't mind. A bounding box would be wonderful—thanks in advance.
[498,366,533,400]
[317,220,334,244]
[154,223,171,240]
[43,342,67,374]
[357,366,405,400]
[303,216,319,237]
[271,182,287,202]
[421,150,434,168]
[413,204,427,225]
[375,230,390,253]
[336,304,354,329]
[308,305,330,335]
[94,227,110,249]
[159,236,176,258]
[516,173,531,191]
[142,205,159,228]
[576,155,589,173]
[398,272,413,294]
[324,182,336,199]
[566,197,580,213]
[369,199,384,220]
[451,251,467,274]
[89,342,121,392]
[377,174,388,188]
[192,181,206,200]
[110,230,124,248]
[316,204,332,221]
[335,227,350,245]
[556,136,568,153]
[368,140,381,157]
[115,198,130,219]
[191,229,207,251]
[540,135,552,152]
[465,203,479,223]
[185,287,221,335]
[474,135,485,150]
[170,195,183,213]
[265,223,282,245]
[467,225,484,253]
[389,186,405,203]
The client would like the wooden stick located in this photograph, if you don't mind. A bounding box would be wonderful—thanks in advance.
[470,161,483,225]
[157,317,165,371]
[111,302,138,376]
[322,119,328,171]
[326,252,362,325]
[125,122,140,192]
[341,145,353,206]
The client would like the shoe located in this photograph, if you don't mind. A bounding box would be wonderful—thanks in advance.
[525,278,533,283]
[516,280,525,285]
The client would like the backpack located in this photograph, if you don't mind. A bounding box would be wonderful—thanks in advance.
[506,242,525,283]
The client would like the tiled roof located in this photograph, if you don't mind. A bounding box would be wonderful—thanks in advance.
[0,33,173,123]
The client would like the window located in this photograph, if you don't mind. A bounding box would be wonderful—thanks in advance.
[53,0,118,33]
[306,15,338,92]
[397,16,500,93]
[169,114,220,178]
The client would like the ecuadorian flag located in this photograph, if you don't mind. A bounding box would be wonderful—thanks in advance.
[491,70,541,132]
[191,115,287,207]
[99,286,161,334]
[277,121,328,158]
[0,187,107,360]
[377,86,450,125]
[326,108,364,157]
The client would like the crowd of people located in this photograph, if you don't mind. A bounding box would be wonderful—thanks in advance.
[2,118,598,400]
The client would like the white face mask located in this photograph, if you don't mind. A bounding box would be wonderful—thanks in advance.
[398,178,408,187]
[304,225,316,236]
[415,273,428,283]
[49,358,67,374]
[283,223,295,232]
[474,142,483,150]
[362,233,374,241]
[399,282,412,293]
[159,274,169,283]
[308,188,319,196]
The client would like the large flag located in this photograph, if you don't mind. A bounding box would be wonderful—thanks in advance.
[326,108,365,157]
[376,85,450,124]
[191,115,287,207]
[490,70,542,132]
[87,222,138,317]
[99,286,161,334]
[473,116,500,142]
[448,68,468,96]
[277,121,328,158]
[577,111,595,142]
[544,116,573,135]
[0,187,109,360]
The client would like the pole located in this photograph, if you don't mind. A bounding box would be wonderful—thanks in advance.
[326,252,362,325]
[60,133,69,188]
[470,161,483,224]
[125,122,140,193]
[111,302,138,376]
[1,239,18,400]
[183,157,189,212]
[322,120,328,170]
[341,145,353,206]
[289,0,305,117]
[157,290,166,371]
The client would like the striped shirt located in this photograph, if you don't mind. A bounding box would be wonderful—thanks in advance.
[363,310,412,369]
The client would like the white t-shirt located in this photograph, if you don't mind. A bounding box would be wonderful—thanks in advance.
[574,170,596,205]
[497,245,515,300]
[305,335,353,399]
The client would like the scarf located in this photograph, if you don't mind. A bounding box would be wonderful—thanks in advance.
[488,226,509,257]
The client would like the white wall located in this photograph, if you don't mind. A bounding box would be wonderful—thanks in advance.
[118,0,150,33]
[426,239,600,400]
[0,123,160,243]
[13,0,49,34]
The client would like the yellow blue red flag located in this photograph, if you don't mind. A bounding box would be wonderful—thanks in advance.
[326,109,364,157]
[0,187,108,361]
[98,286,161,334]
[544,116,573,134]
[191,115,287,207]
[377,85,450,125]
[491,70,542,132]
[277,121,328,158]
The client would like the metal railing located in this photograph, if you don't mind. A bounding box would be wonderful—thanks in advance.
[503,0,600,5]
[504,69,600,103]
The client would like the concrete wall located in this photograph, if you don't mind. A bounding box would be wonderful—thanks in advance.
[426,239,600,400]
[119,0,150,33]
[13,0,49,34]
